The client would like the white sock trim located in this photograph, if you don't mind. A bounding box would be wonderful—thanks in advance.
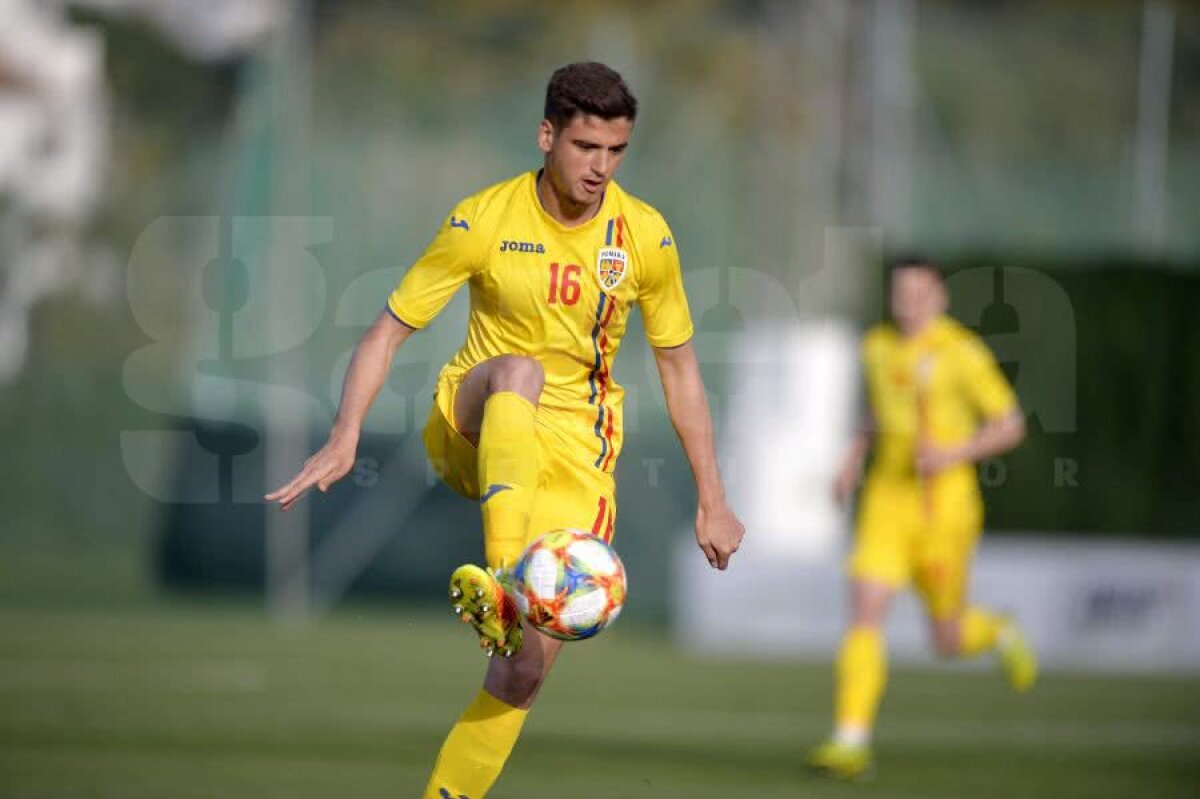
[834,725,871,747]
[996,620,1018,650]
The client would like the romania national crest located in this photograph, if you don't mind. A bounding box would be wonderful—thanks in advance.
[596,246,628,292]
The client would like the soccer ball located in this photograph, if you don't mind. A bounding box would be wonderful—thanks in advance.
[508,529,627,641]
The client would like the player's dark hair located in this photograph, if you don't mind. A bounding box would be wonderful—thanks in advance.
[544,62,638,130]
[889,254,943,282]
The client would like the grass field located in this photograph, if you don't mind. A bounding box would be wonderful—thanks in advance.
[1,600,1198,799]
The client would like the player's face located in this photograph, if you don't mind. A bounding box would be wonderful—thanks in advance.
[539,113,633,211]
[890,266,947,335]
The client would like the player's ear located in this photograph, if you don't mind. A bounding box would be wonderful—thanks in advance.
[537,119,555,154]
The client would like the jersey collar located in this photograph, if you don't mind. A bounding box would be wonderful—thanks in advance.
[528,169,615,234]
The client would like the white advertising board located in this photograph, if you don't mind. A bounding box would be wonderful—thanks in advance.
[673,536,1200,673]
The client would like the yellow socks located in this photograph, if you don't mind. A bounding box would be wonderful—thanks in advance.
[828,611,1007,747]
[835,619,892,739]
[424,690,529,799]
[958,606,1003,657]
[477,392,539,570]
[422,394,539,797]
[834,625,887,740]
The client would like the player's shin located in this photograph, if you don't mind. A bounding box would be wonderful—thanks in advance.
[477,392,539,570]
[834,624,887,743]
[424,689,529,799]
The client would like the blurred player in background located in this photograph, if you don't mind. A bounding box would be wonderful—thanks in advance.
[807,256,1037,780]
[266,62,744,799]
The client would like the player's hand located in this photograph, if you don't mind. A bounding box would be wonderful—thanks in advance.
[264,428,359,511]
[915,442,964,478]
[695,501,745,571]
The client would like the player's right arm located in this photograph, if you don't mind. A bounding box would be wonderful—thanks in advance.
[833,415,874,506]
[265,310,415,511]
[265,198,484,510]
[833,330,881,505]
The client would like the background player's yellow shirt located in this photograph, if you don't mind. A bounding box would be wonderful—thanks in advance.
[387,171,693,473]
[862,316,1017,487]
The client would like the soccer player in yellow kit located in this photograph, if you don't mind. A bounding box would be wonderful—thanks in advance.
[807,257,1037,780]
[266,62,745,799]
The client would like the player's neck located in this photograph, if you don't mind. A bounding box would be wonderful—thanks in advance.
[899,315,937,340]
[536,169,603,228]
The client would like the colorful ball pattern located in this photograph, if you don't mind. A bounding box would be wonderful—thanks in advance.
[508,529,627,641]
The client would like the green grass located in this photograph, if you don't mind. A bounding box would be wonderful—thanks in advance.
[1,601,1197,799]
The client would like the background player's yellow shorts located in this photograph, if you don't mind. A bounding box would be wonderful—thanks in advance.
[849,473,984,619]
[423,374,617,549]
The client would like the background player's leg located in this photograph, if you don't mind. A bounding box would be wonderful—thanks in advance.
[811,479,911,778]
[926,607,1035,693]
[835,579,895,745]
[917,557,1037,693]
[423,625,563,799]
[809,578,895,779]
[929,607,999,657]
[455,355,544,570]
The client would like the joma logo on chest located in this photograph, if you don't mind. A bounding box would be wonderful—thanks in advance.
[498,240,546,254]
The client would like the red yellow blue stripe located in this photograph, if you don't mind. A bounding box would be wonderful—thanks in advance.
[588,228,621,470]
[604,215,625,248]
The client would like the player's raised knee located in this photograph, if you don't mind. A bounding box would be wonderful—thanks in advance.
[487,355,545,402]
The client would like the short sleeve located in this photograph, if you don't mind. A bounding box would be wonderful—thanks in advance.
[956,335,1018,420]
[638,218,694,348]
[386,198,484,328]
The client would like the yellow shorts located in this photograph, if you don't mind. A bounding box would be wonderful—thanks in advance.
[422,375,617,549]
[848,475,983,619]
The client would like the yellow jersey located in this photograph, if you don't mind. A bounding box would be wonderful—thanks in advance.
[862,315,1017,487]
[387,171,693,474]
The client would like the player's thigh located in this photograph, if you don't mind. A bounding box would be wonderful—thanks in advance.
[526,432,616,546]
[849,578,899,627]
[423,375,480,500]
[913,499,982,620]
[453,355,544,442]
[848,478,921,589]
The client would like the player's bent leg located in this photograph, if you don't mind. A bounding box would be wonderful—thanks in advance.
[917,557,1039,694]
[462,356,544,572]
[927,609,1037,692]
[453,354,545,440]
[423,626,565,799]
[442,355,545,657]
[807,579,895,781]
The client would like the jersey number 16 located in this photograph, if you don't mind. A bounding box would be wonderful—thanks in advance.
[547,262,582,305]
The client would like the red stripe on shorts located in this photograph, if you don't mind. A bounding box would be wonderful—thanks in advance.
[591,496,608,536]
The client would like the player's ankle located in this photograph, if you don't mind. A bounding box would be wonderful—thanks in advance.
[833,725,872,748]
[996,618,1018,650]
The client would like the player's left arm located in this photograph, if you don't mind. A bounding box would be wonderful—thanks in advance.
[919,410,1025,473]
[653,341,745,571]
[917,337,1027,477]
[638,214,743,569]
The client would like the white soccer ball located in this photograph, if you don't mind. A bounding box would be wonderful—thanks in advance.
[509,529,627,641]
